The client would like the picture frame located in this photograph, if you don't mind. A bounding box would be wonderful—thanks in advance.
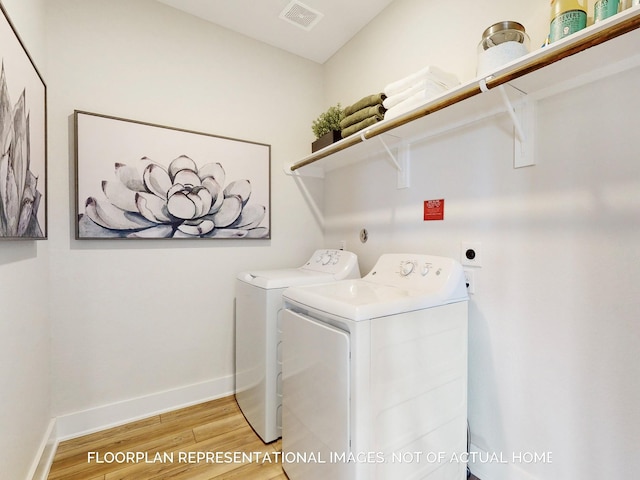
[74,111,271,240]
[0,1,47,239]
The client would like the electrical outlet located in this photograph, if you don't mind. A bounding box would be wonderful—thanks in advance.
[461,241,482,267]
[464,269,475,294]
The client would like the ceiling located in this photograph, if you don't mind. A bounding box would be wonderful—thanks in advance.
[155,0,396,64]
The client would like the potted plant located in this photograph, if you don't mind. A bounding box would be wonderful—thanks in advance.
[311,104,344,152]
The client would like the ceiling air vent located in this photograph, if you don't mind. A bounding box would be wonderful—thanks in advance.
[279,1,324,31]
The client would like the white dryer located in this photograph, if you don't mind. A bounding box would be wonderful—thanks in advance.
[235,249,360,443]
[282,253,468,480]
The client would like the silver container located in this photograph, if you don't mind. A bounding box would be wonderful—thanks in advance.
[480,21,528,50]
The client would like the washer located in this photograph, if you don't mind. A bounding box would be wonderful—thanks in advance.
[235,249,360,443]
[282,253,469,479]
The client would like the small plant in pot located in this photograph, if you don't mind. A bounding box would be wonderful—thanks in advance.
[311,104,344,153]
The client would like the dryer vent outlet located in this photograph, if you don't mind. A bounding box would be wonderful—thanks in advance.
[279,0,324,31]
[461,241,482,267]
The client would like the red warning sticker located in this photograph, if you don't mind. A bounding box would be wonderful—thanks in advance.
[423,199,444,221]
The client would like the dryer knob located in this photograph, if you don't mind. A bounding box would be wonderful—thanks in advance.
[400,262,414,276]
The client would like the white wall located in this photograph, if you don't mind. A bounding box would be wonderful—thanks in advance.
[322,1,640,479]
[45,0,324,432]
[0,1,52,478]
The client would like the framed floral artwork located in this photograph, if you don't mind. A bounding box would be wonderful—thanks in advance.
[0,1,47,239]
[74,111,270,239]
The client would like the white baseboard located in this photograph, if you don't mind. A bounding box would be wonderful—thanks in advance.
[28,418,58,480]
[55,375,234,441]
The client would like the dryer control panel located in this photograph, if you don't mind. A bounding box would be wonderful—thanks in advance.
[365,253,467,300]
[398,259,442,278]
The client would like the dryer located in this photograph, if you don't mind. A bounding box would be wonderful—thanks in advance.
[235,249,360,443]
[282,253,468,479]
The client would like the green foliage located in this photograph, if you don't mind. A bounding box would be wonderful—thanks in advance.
[311,104,344,139]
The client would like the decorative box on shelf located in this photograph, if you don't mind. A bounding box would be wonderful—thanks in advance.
[311,130,342,153]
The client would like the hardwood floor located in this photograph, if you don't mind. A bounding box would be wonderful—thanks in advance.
[48,395,286,480]
[48,394,482,480]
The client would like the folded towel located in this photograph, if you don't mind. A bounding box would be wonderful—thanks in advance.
[343,93,386,117]
[383,80,447,110]
[340,104,386,129]
[384,88,448,121]
[384,66,459,97]
[341,116,381,138]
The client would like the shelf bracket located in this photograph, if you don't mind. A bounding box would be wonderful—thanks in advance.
[479,78,535,168]
[497,85,526,144]
[512,95,536,168]
[377,136,410,189]
[378,136,401,170]
[396,144,410,189]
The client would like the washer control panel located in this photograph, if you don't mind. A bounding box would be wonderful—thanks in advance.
[301,249,361,278]
[313,250,342,266]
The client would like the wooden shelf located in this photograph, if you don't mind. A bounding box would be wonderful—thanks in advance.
[286,7,640,179]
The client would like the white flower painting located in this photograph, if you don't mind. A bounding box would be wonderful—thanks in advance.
[0,4,47,240]
[75,111,270,239]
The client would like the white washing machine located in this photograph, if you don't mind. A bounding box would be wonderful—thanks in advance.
[282,253,469,480]
[235,249,360,443]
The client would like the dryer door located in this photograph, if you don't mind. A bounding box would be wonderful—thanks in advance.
[282,309,350,480]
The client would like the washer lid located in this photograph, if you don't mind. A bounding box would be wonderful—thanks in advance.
[237,268,340,289]
[283,253,468,320]
[237,249,360,289]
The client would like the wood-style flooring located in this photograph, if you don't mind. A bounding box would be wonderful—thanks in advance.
[48,395,286,480]
[48,394,481,480]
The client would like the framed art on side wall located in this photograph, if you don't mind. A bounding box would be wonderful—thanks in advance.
[0,1,47,239]
[74,111,271,239]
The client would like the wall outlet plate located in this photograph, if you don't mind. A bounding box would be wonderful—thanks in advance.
[461,241,482,267]
[464,269,475,294]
